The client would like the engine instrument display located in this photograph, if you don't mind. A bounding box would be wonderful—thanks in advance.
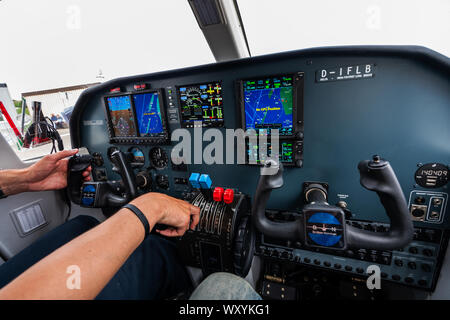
[105,95,137,137]
[242,75,294,136]
[177,82,224,127]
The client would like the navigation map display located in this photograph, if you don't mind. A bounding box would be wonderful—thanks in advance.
[178,82,224,127]
[132,92,165,137]
[106,95,137,137]
[242,75,294,136]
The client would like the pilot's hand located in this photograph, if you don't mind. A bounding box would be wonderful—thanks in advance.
[129,193,200,237]
[26,149,92,192]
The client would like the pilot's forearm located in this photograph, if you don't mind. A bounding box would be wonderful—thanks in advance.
[0,208,151,300]
[0,168,30,196]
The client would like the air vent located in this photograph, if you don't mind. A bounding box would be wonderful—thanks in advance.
[189,0,225,27]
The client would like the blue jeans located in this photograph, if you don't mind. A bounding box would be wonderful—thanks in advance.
[190,272,261,300]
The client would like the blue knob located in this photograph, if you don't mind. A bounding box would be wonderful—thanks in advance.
[199,174,212,189]
[189,173,201,188]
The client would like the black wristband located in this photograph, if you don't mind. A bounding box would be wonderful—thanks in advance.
[123,203,150,238]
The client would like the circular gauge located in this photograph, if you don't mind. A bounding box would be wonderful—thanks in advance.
[149,147,168,169]
[107,146,120,160]
[415,163,448,189]
[155,174,169,189]
[136,171,152,190]
[128,147,145,167]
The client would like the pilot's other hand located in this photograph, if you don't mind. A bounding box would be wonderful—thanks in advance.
[129,193,200,237]
[26,149,92,192]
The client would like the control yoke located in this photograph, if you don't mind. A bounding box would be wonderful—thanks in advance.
[67,150,137,208]
[252,156,414,251]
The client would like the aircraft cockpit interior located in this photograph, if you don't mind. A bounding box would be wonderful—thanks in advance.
[0,0,449,304]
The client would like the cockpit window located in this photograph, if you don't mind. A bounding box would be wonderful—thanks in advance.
[0,0,214,161]
[238,0,450,57]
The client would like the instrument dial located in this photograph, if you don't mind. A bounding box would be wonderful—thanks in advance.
[136,171,152,190]
[128,147,145,167]
[149,147,168,169]
[155,174,169,189]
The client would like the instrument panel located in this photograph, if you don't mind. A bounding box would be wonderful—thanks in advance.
[70,45,450,293]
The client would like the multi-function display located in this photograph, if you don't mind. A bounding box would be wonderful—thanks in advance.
[133,92,165,137]
[242,75,294,136]
[239,72,304,167]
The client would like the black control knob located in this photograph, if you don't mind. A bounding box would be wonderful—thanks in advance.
[421,263,432,272]
[409,247,418,254]
[412,208,425,217]
[405,277,414,284]
[136,171,151,189]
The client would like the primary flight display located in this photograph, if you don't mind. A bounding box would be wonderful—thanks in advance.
[105,95,137,137]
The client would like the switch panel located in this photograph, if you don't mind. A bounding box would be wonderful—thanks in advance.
[408,191,448,224]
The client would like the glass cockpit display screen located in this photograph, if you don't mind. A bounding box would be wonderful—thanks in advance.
[105,95,137,137]
[243,75,294,136]
[132,92,165,137]
[247,140,294,164]
[178,82,224,127]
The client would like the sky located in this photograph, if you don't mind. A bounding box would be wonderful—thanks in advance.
[1,0,449,100]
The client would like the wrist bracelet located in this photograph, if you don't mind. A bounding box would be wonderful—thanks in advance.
[123,203,150,238]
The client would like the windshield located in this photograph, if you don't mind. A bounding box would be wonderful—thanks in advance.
[0,0,214,160]
[239,0,450,57]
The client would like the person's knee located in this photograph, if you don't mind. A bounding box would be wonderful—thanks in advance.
[190,272,261,300]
